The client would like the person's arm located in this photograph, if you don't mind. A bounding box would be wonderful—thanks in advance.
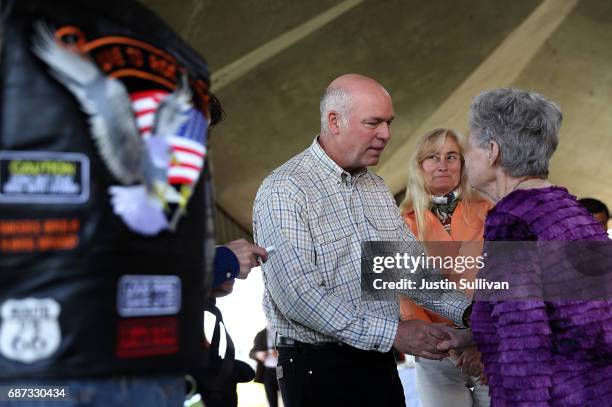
[224,239,268,279]
[213,246,240,288]
[213,240,268,290]
[398,223,472,325]
[249,330,267,361]
[253,190,398,352]
[378,186,472,326]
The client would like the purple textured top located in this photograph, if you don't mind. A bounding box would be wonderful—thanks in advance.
[472,186,612,406]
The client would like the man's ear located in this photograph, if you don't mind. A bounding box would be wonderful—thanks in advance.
[488,141,500,166]
[327,111,341,135]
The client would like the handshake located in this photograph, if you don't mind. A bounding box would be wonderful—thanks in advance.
[393,320,474,360]
[393,320,486,382]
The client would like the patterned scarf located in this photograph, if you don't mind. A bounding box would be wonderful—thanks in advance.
[430,190,459,233]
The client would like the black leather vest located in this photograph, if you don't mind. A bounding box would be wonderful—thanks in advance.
[0,0,213,378]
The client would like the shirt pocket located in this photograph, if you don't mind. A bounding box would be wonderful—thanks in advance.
[311,205,352,244]
[361,188,402,234]
[310,208,354,291]
[364,208,401,231]
[363,203,403,241]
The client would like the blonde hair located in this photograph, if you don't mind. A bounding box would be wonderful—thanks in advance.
[399,128,482,240]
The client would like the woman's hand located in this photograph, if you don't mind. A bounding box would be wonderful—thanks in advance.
[455,346,484,378]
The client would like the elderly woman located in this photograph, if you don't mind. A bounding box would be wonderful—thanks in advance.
[399,128,491,407]
[464,88,612,405]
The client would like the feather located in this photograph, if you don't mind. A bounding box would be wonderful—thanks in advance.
[109,185,169,235]
[152,74,193,139]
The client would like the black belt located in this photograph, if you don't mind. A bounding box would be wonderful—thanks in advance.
[276,335,345,349]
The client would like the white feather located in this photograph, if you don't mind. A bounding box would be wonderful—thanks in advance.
[109,186,169,236]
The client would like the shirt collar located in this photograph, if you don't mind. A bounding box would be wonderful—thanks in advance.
[308,137,367,184]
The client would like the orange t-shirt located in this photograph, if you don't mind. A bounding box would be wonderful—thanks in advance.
[399,199,491,324]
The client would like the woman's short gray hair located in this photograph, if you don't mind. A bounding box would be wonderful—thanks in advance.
[320,86,352,133]
[469,88,562,178]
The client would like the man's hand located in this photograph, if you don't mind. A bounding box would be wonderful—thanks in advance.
[225,239,269,279]
[393,320,452,360]
[212,279,235,298]
[255,350,267,363]
[436,327,474,352]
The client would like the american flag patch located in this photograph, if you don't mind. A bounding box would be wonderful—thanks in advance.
[130,90,208,186]
[131,90,166,139]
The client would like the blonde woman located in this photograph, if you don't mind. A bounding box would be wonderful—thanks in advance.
[399,128,491,407]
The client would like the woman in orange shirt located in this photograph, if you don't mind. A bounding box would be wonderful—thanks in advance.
[399,128,491,407]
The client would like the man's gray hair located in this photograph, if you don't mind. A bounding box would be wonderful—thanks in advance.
[320,87,352,133]
[469,88,562,178]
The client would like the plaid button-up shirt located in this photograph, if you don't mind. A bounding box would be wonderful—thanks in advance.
[253,138,469,352]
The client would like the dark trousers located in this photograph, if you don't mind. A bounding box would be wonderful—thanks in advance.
[263,367,279,407]
[277,344,405,407]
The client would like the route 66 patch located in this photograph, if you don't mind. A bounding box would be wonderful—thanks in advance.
[0,298,62,363]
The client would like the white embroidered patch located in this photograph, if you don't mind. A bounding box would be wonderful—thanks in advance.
[0,151,90,204]
[0,298,62,363]
[117,275,182,317]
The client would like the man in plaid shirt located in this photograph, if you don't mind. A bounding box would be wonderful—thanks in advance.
[253,74,471,406]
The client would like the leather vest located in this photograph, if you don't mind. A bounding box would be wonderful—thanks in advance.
[0,0,214,378]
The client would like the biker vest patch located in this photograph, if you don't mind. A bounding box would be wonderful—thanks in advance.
[31,22,210,236]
